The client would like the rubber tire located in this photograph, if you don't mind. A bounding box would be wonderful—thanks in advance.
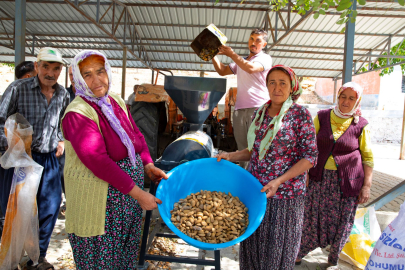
[130,102,159,162]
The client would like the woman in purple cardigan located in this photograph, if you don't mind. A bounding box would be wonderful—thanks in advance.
[296,82,374,269]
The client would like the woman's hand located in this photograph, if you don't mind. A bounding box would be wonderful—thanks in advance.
[137,190,162,210]
[357,186,371,204]
[216,152,232,162]
[261,179,281,198]
[144,163,168,185]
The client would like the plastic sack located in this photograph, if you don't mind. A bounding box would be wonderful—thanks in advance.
[365,202,405,269]
[340,206,381,269]
[0,113,43,270]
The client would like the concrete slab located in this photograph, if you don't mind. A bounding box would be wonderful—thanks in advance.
[12,142,404,269]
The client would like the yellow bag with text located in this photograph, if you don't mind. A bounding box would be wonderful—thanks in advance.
[340,207,381,269]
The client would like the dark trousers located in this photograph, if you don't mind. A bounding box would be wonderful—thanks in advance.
[0,151,61,258]
[57,152,65,194]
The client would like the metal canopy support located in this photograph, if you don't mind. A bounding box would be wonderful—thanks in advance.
[266,8,315,52]
[96,0,100,22]
[333,79,338,104]
[287,1,291,29]
[121,46,127,99]
[63,0,153,69]
[275,12,278,42]
[387,36,391,65]
[31,35,35,54]
[14,0,26,68]
[65,64,68,88]
[342,0,356,84]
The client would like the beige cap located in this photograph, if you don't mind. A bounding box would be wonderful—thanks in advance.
[36,47,63,64]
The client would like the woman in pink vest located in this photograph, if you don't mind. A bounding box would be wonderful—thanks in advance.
[296,82,374,269]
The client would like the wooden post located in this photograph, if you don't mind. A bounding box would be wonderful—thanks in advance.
[400,95,405,160]
[121,46,127,99]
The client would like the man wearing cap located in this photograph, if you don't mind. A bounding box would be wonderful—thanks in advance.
[212,29,272,169]
[0,47,70,269]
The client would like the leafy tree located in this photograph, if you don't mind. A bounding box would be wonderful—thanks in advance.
[230,0,405,32]
[0,63,15,69]
[359,40,405,76]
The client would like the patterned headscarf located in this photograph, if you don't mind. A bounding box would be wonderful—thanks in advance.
[247,65,303,160]
[71,50,137,169]
[333,82,363,123]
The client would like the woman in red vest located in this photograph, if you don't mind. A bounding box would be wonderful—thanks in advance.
[296,82,374,269]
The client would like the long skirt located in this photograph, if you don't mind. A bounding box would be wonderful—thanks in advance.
[297,169,358,265]
[239,196,305,270]
[68,155,144,270]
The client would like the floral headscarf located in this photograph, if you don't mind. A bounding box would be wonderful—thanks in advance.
[247,65,303,160]
[71,50,137,169]
[333,81,363,123]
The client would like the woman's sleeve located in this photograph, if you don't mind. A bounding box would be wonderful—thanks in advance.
[62,112,136,194]
[127,108,154,166]
[359,124,374,168]
[313,114,320,135]
[297,108,318,166]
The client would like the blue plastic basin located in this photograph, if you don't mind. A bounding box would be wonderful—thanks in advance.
[156,158,267,250]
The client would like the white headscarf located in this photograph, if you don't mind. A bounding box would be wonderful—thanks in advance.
[333,82,363,123]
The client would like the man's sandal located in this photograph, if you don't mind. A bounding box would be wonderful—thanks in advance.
[25,257,54,270]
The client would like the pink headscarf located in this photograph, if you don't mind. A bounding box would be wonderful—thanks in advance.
[333,82,363,123]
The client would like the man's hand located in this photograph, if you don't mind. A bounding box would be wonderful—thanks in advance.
[56,141,64,157]
[144,163,168,185]
[218,45,235,57]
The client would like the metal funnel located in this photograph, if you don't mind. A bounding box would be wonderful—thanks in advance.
[164,76,226,126]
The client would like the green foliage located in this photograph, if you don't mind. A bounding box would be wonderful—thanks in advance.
[220,0,405,31]
[0,63,15,69]
[358,40,405,76]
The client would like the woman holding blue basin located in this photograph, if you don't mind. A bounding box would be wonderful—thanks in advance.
[217,65,318,269]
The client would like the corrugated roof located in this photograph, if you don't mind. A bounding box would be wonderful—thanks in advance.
[0,0,404,78]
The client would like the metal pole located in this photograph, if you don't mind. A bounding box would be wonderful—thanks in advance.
[275,12,278,42]
[333,79,338,104]
[151,69,154,84]
[400,94,405,160]
[342,0,356,83]
[32,34,35,54]
[123,9,127,44]
[65,64,68,88]
[387,36,391,65]
[96,0,100,23]
[14,0,26,71]
[287,1,291,29]
[121,46,127,99]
